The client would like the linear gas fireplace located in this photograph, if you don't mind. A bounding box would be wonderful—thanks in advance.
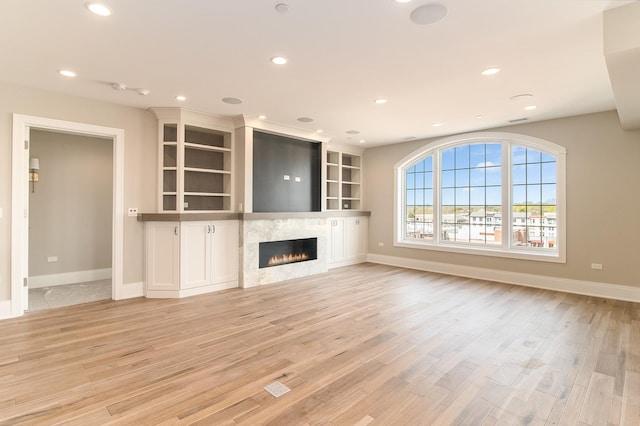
[259,238,318,269]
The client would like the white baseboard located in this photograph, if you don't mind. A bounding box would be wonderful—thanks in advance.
[146,281,238,299]
[120,281,144,299]
[0,300,12,320]
[328,257,367,269]
[29,268,112,288]
[367,253,640,303]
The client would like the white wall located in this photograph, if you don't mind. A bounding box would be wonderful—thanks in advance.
[364,110,640,288]
[29,130,112,280]
[0,82,156,301]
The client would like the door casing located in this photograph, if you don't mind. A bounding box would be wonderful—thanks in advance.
[11,114,125,317]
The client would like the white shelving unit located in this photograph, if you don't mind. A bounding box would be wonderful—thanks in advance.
[152,108,234,212]
[325,149,362,211]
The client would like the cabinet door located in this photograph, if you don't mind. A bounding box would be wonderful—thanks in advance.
[180,222,211,289]
[345,216,368,260]
[328,218,346,264]
[210,220,239,284]
[146,222,180,291]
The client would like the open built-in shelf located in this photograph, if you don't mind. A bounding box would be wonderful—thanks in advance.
[153,109,234,213]
[326,150,361,211]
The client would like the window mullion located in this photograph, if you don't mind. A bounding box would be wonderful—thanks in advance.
[433,149,441,244]
[502,142,510,249]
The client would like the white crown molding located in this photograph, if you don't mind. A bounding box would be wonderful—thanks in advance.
[149,107,235,132]
[367,253,640,303]
[233,115,329,143]
[326,142,365,155]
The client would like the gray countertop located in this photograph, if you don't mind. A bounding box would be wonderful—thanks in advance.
[138,210,371,222]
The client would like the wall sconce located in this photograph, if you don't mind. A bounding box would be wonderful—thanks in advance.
[29,158,40,193]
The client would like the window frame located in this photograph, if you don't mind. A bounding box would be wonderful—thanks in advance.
[394,132,566,263]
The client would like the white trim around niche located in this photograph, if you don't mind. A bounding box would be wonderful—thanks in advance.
[367,253,640,303]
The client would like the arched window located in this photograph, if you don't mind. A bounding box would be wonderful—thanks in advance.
[395,132,566,262]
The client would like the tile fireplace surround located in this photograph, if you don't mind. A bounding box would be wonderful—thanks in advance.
[241,216,328,287]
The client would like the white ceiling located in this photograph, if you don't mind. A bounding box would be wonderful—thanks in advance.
[0,0,635,147]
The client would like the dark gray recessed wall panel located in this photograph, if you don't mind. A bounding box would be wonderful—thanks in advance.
[253,131,321,212]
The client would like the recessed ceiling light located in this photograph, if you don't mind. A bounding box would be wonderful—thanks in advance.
[410,3,448,25]
[258,115,267,120]
[316,129,323,133]
[346,130,360,135]
[359,140,366,144]
[111,82,126,91]
[58,69,76,78]
[271,56,288,65]
[432,123,443,127]
[524,105,537,111]
[475,115,484,119]
[404,136,417,140]
[396,0,412,3]
[374,99,388,104]
[176,95,186,101]
[222,97,243,104]
[86,3,111,16]
[297,117,314,123]
[481,67,501,76]
[136,89,150,96]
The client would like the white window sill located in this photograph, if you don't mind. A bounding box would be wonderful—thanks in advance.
[395,240,565,263]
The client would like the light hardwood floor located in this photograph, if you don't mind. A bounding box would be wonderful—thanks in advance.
[1,263,638,425]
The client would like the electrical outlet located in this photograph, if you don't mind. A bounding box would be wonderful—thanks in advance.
[127,207,138,217]
[591,263,603,270]
[378,242,385,247]
[47,256,57,262]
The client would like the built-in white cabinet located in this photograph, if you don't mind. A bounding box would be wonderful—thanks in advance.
[327,216,368,268]
[145,220,239,297]
[328,217,346,264]
[326,150,362,211]
[145,222,181,292]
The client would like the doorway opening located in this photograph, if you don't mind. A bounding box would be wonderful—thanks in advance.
[11,114,125,318]
[27,130,113,312]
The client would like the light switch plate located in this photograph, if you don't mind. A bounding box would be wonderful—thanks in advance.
[283,175,290,181]
[294,177,301,182]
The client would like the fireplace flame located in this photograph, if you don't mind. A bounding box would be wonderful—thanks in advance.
[268,252,309,266]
